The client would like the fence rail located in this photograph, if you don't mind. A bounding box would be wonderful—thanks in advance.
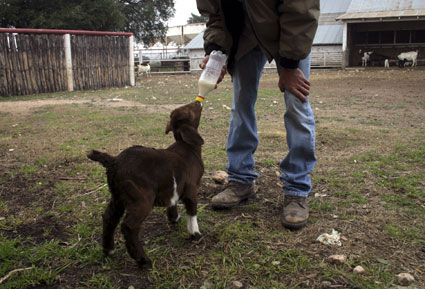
[142,50,343,76]
[311,51,343,67]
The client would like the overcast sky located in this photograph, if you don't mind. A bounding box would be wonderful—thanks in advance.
[168,0,199,26]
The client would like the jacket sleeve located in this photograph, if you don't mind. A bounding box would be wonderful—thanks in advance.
[196,0,229,55]
[278,0,319,65]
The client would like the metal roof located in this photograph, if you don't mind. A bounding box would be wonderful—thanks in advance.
[184,31,204,50]
[321,0,352,14]
[185,24,344,49]
[313,25,344,45]
[338,0,425,20]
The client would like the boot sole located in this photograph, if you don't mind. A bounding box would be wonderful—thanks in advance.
[280,218,307,230]
[211,193,256,210]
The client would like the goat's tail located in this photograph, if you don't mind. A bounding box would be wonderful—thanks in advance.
[87,150,115,168]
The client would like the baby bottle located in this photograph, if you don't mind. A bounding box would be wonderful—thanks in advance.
[196,50,227,103]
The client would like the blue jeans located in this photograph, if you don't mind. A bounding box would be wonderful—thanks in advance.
[226,47,316,197]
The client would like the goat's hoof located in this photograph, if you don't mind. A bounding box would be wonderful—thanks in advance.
[103,248,115,256]
[137,259,152,270]
[168,214,181,224]
[191,232,202,241]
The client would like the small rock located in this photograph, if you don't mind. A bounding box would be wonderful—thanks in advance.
[212,170,228,184]
[128,286,135,289]
[397,273,415,286]
[327,254,347,264]
[201,281,212,289]
[232,280,243,288]
[353,265,365,274]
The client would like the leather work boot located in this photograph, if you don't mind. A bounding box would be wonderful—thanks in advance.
[281,195,309,230]
[211,181,257,209]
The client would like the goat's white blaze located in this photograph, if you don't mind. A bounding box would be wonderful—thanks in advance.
[187,215,200,235]
[169,177,179,206]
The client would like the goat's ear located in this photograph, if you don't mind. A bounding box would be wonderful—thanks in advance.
[179,125,204,146]
[165,120,172,134]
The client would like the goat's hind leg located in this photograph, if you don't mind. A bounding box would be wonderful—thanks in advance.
[121,204,153,268]
[120,184,154,269]
[102,197,124,256]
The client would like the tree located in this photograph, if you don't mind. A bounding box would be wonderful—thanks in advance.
[187,13,208,24]
[0,0,174,45]
[119,0,175,45]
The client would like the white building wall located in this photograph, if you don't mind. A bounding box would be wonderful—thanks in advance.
[311,45,343,67]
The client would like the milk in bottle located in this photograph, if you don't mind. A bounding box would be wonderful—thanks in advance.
[196,50,227,103]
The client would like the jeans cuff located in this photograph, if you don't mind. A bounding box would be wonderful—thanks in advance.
[284,191,309,198]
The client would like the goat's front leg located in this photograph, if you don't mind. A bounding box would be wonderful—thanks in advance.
[167,205,180,223]
[182,185,201,240]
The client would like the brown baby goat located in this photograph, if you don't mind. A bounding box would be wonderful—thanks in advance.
[87,101,204,268]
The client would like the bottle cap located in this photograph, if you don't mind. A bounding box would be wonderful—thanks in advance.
[195,95,204,102]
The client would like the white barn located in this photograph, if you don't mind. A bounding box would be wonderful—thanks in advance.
[338,0,425,67]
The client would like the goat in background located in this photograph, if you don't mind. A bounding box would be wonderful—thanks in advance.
[398,51,418,67]
[137,63,151,77]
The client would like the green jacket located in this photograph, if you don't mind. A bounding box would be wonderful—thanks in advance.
[197,0,320,68]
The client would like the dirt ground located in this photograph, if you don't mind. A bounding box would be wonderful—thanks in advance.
[0,68,424,288]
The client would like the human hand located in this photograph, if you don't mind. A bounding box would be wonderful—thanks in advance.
[199,55,227,87]
[278,68,310,103]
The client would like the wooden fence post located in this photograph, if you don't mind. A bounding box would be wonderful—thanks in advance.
[64,34,74,91]
[129,35,135,86]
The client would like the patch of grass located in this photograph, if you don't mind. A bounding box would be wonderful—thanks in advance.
[0,200,8,212]
[80,273,117,289]
[261,159,277,166]
[385,224,424,242]
[18,164,39,175]
[360,120,383,126]
[357,143,425,211]
[0,237,70,289]
[203,145,227,170]
[309,199,335,213]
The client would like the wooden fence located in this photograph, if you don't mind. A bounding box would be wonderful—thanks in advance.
[0,28,134,97]
[72,35,130,91]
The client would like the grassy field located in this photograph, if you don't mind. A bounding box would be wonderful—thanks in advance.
[0,69,424,288]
